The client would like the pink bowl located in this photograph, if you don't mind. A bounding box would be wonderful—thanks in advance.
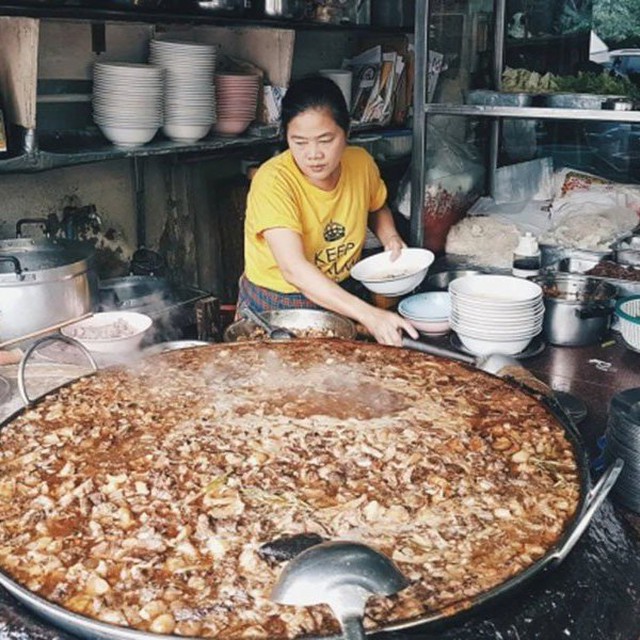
[213,119,252,135]
[407,318,450,336]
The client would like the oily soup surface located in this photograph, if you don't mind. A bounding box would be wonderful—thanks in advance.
[0,341,581,639]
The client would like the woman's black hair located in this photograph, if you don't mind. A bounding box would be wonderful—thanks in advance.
[281,75,350,140]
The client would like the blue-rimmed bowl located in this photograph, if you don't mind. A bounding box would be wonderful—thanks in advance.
[398,291,451,335]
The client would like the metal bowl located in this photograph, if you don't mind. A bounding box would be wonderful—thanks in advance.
[223,309,356,342]
[544,93,622,110]
[425,269,486,291]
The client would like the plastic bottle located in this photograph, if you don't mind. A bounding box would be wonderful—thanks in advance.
[512,232,541,278]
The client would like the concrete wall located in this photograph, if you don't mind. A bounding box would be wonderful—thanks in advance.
[0,160,138,277]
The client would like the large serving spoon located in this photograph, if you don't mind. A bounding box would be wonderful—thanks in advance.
[239,306,296,340]
[401,338,553,395]
[271,541,409,640]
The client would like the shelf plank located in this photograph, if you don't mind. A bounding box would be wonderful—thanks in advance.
[425,103,640,123]
[0,3,409,31]
[0,128,280,173]
[0,123,406,173]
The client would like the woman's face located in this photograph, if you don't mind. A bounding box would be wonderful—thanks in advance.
[286,106,347,190]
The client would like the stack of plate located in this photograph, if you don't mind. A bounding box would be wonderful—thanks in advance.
[449,274,544,355]
[149,38,217,143]
[213,73,260,136]
[605,387,640,512]
[92,62,163,147]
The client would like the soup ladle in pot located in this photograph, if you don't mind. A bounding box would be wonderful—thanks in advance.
[401,338,554,396]
[239,306,296,340]
[271,540,410,640]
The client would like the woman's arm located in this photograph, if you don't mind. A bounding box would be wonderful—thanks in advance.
[263,227,418,346]
[368,204,406,260]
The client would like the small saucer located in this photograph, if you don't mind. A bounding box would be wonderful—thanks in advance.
[449,333,546,360]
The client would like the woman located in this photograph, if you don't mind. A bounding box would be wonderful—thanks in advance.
[239,75,418,346]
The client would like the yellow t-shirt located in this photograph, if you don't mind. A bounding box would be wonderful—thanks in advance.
[244,146,387,293]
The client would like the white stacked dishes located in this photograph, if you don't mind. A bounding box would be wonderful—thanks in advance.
[449,274,544,355]
[92,62,163,147]
[149,38,217,143]
[214,73,260,136]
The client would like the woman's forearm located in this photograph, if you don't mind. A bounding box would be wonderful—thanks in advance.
[279,258,372,324]
[368,205,403,247]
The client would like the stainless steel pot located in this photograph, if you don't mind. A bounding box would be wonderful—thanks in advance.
[533,273,618,346]
[0,238,97,342]
[223,309,356,342]
[98,275,172,310]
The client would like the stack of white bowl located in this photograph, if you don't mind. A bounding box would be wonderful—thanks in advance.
[213,73,261,136]
[449,274,544,355]
[149,38,217,143]
[92,62,163,147]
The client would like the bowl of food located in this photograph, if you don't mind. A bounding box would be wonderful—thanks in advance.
[61,311,153,354]
[350,248,435,297]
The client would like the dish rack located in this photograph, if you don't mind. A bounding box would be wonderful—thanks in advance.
[616,296,640,352]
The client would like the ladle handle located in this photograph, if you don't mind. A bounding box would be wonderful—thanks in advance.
[340,616,367,640]
[402,338,476,365]
[239,306,273,334]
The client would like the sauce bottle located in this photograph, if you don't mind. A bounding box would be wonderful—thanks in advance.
[512,232,541,278]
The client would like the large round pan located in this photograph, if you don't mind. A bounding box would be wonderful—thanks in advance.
[0,338,623,640]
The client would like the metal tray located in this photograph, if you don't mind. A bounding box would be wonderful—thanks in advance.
[552,257,640,298]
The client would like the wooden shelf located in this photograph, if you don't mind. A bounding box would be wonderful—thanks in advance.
[0,3,410,31]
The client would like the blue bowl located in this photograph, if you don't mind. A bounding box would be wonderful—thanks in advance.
[398,291,451,321]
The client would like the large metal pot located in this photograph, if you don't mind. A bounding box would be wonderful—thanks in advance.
[533,273,618,346]
[0,339,622,640]
[0,238,97,342]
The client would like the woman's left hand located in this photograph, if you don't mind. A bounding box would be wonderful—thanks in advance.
[383,234,406,262]
[363,308,418,347]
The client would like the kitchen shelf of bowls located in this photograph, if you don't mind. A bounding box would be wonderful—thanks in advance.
[93,38,262,148]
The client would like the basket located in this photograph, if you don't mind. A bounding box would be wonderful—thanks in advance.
[615,295,640,352]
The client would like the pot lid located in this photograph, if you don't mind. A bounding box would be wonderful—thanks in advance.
[0,238,94,279]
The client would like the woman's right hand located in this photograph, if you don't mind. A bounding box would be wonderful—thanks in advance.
[362,307,419,347]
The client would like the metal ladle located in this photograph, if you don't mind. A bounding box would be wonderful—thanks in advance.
[271,541,410,640]
[239,306,296,340]
[401,338,554,395]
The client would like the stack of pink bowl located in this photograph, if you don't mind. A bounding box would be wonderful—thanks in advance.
[213,73,260,136]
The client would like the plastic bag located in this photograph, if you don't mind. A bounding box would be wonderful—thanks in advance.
[395,120,484,253]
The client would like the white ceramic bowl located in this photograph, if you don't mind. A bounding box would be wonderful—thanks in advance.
[450,274,543,304]
[456,331,534,356]
[163,123,212,143]
[350,248,435,297]
[61,311,153,354]
[99,124,159,147]
[407,317,451,336]
[398,291,451,321]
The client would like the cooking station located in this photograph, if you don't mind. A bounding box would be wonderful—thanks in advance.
[0,333,639,640]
